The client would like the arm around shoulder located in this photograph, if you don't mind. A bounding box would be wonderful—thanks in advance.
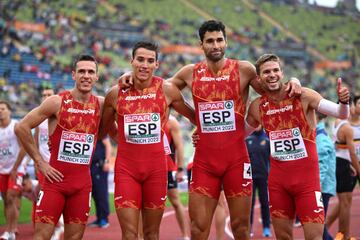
[245,98,261,135]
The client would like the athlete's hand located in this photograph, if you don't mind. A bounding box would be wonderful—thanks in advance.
[38,159,63,183]
[191,129,199,147]
[286,77,302,97]
[350,164,357,177]
[9,168,17,181]
[117,72,133,89]
[337,78,349,104]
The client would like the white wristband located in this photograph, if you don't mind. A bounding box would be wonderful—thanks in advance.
[317,99,349,119]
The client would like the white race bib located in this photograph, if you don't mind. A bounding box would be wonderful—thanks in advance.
[58,131,95,165]
[198,100,236,133]
[269,127,308,161]
[124,113,161,144]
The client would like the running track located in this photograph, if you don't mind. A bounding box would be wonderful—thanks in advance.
[1,188,359,239]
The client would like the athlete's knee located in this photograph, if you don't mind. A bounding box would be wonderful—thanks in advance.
[63,232,84,240]
[143,229,159,240]
[5,191,18,204]
[34,228,53,240]
[122,230,138,240]
[230,216,250,239]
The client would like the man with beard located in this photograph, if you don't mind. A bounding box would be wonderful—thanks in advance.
[246,53,350,239]
[120,20,301,240]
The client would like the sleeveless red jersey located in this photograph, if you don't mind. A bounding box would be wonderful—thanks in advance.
[192,59,246,148]
[259,94,318,168]
[116,76,169,170]
[49,91,101,181]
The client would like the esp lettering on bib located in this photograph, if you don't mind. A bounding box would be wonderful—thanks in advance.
[269,127,308,161]
[198,100,236,133]
[58,131,94,165]
[124,113,161,144]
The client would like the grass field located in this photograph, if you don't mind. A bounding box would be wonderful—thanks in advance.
[0,192,189,225]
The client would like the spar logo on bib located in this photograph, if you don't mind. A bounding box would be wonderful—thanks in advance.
[198,100,236,133]
[58,131,94,165]
[124,113,161,144]
[269,127,308,161]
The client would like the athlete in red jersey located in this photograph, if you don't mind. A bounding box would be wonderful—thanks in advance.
[165,21,301,240]
[100,41,195,240]
[246,54,350,239]
[118,20,301,240]
[15,54,104,240]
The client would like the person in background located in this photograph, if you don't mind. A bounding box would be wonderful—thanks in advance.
[315,113,336,240]
[0,101,26,240]
[88,137,112,228]
[246,126,272,238]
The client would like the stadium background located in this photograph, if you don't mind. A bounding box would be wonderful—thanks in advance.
[0,0,360,238]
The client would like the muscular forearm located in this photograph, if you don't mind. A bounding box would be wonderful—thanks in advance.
[11,147,26,172]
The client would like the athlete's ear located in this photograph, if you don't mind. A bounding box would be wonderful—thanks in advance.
[199,40,204,50]
[155,60,159,69]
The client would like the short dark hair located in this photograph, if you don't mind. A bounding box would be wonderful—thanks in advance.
[0,100,12,111]
[353,95,360,105]
[255,54,281,75]
[132,41,159,61]
[72,54,98,72]
[198,20,226,42]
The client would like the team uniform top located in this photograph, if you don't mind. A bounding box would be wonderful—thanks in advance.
[38,119,50,161]
[0,119,25,174]
[48,91,101,185]
[115,76,169,169]
[259,94,324,223]
[259,94,318,168]
[192,59,247,149]
[335,121,360,161]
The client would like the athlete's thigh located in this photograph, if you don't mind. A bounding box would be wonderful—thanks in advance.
[35,188,65,225]
[142,208,165,234]
[143,169,167,209]
[295,185,324,224]
[34,222,56,239]
[189,192,218,227]
[190,165,222,199]
[223,160,252,199]
[271,217,293,240]
[116,208,140,234]
[63,223,86,240]
[268,181,295,220]
[63,188,91,224]
[114,171,142,209]
[302,222,324,239]
[226,195,252,224]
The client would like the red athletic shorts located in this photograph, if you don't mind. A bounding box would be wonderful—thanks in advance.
[114,155,167,210]
[268,159,324,224]
[35,180,92,225]
[190,141,252,199]
[0,173,24,193]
